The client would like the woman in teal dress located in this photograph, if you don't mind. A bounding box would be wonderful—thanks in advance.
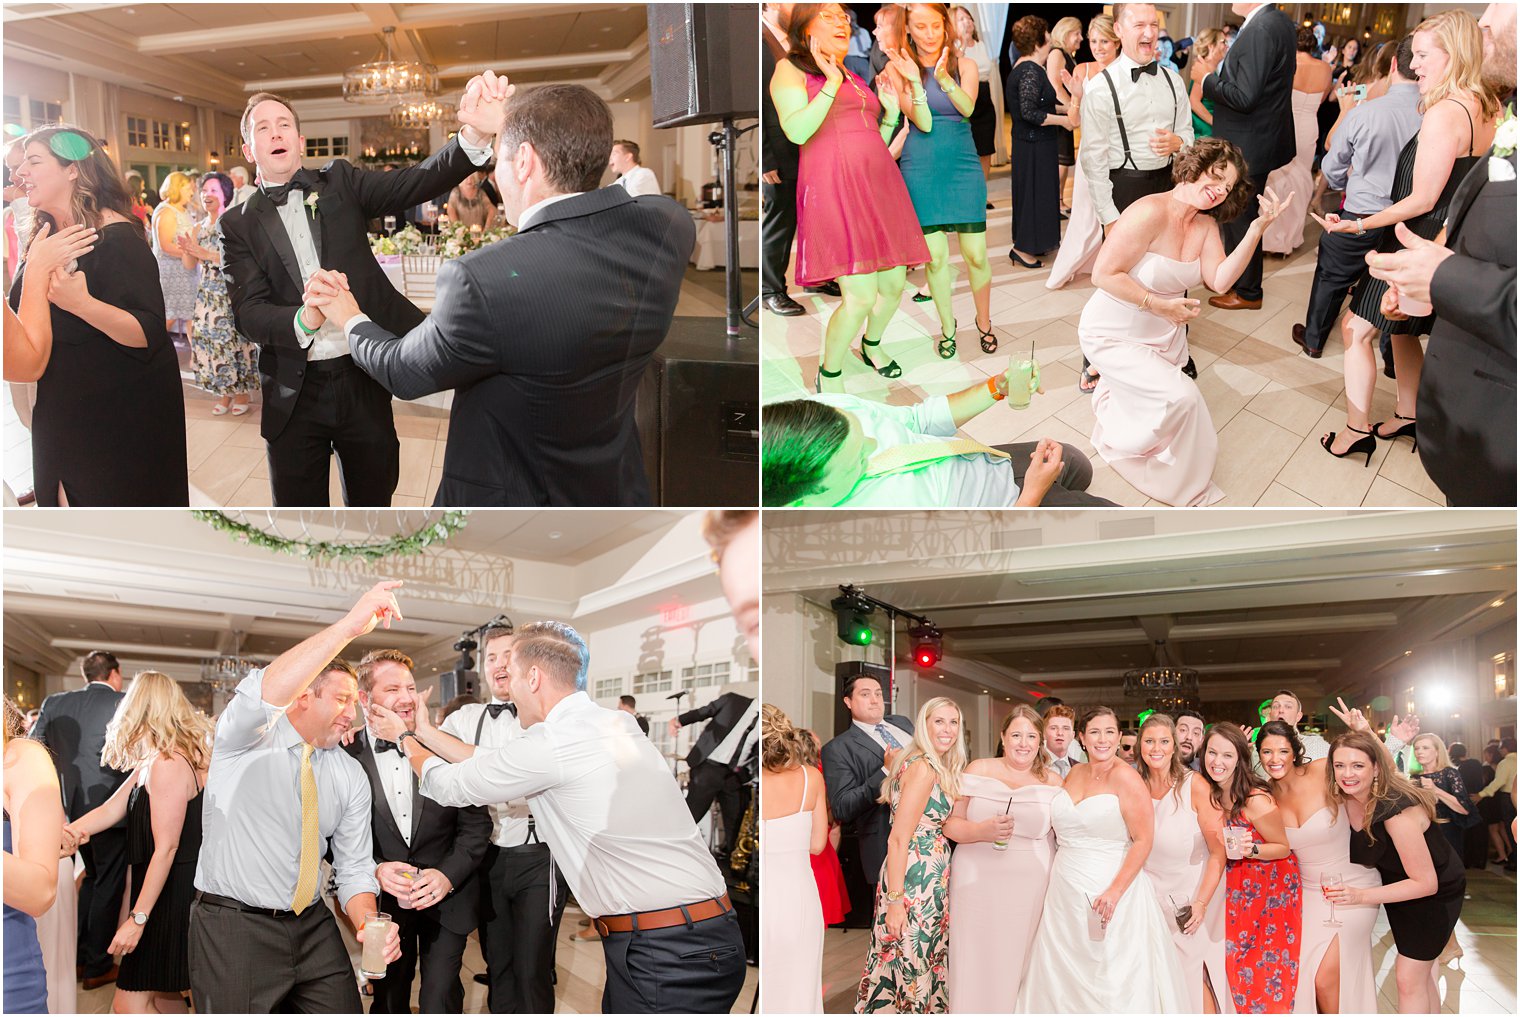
[890,3,992,358]
[856,696,965,1015]
[181,172,260,415]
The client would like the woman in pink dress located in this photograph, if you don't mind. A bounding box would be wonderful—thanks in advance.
[1201,722,1301,1013]
[944,705,1064,1012]
[1078,138,1291,506]
[1257,707,1397,1014]
[1047,14,1119,290]
[1136,713,1229,1013]
[1262,30,1331,256]
[771,2,930,392]
[760,706,829,1014]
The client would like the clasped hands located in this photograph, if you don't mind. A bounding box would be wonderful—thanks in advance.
[302,269,361,332]
[456,70,516,146]
[376,860,453,911]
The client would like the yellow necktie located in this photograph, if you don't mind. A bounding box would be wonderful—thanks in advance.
[290,742,319,915]
[864,438,1012,479]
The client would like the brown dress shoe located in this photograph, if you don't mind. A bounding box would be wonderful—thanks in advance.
[1209,291,1263,311]
[1291,324,1323,359]
[82,964,118,990]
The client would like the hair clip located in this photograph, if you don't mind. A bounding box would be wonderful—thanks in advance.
[49,131,94,162]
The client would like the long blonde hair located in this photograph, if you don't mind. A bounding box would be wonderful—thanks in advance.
[1414,10,1500,120]
[882,695,966,802]
[100,671,213,773]
[1193,28,1226,66]
[1327,730,1437,844]
[1050,16,1083,53]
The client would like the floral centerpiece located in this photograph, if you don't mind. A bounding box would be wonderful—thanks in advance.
[371,220,513,259]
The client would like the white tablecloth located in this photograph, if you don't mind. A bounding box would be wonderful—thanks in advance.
[691,217,759,270]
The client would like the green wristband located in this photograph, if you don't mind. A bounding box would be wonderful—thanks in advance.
[296,306,319,336]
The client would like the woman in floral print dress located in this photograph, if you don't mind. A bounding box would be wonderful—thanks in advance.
[1201,722,1301,1013]
[856,697,964,1015]
[180,172,259,414]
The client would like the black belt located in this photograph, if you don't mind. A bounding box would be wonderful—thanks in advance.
[194,890,304,919]
[305,354,359,375]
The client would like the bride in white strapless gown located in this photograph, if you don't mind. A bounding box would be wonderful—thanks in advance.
[1016,713,1190,1013]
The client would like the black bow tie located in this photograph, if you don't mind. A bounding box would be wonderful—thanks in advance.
[1132,61,1160,81]
[261,169,317,207]
[487,702,516,719]
[373,738,400,754]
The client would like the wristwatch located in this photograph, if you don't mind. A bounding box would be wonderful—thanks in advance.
[1248,842,1260,859]
[131,911,148,926]
[884,888,905,903]
[1354,219,1366,235]
[398,730,421,755]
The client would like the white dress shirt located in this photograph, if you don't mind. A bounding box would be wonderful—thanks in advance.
[813,393,1020,508]
[854,718,914,776]
[195,669,379,910]
[1078,50,1194,224]
[440,700,533,848]
[368,730,414,843]
[615,166,661,197]
[420,691,726,917]
[231,183,256,208]
[709,699,761,768]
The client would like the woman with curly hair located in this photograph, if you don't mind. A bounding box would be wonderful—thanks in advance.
[1078,137,1290,506]
[760,704,829,1013]
[1324,728,1466,1013]
[63,672,212,1014]
[856,696,964,1014]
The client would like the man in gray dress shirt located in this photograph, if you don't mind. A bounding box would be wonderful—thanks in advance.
[1293,35,1422,357]
[189,581,403,1012]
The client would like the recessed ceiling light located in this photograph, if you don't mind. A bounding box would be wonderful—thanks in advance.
[548,531,562,540]
[601,25,613,31]
[1404,650,1413,656]
[981,689,988,694]
[1493,598,1506,608]
[237,61,245,66]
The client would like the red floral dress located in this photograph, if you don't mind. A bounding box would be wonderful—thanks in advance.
[1225,818,1302,1013]
[855,754,951,1014]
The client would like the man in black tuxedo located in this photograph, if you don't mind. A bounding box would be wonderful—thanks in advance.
[1367,1,1516,506]
[307,83,695,506]
[1201,1,1296,310]
[347,650,492,1013]
[819,675,914,898]
[619,694,651,735]
[31,650,129,988]
[671,691,759,853]
[221,75,509,506]
[761,3,804,316]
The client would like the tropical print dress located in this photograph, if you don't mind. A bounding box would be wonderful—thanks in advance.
[188,220,260,396]
[856,753,952,1014]
[1225,816,1302,1012]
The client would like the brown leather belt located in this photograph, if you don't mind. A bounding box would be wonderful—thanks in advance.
[592,893,733,936]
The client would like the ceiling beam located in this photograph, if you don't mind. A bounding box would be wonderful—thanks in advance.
[250,50,639,94]
[2,3,141,24]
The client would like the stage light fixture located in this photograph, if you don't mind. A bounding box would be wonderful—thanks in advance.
[909,623,942,668]
[832,592,875,646]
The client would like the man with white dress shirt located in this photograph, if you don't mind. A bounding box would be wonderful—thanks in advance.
[819,675,915,902]
[609,139,661,196]
[1042,703,1085,777]
[227,165,256,207]
[393,621,746,1014]
[189,581,403,1013]
[347,649,491,1014]
[372,626,568,1013]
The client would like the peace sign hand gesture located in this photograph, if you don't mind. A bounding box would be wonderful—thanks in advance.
[1327,696,1371,734]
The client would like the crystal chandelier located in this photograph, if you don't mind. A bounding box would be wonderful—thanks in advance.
[1122,641,1200,701]
[200,652,261,693]
[343,27,438,103]
[391,99,456,130]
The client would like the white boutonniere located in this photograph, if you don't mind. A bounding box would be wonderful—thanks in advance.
[304,192,320,217]
[1490,104,1517,182]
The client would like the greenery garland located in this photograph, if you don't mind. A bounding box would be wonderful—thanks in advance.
[193,510,470,561]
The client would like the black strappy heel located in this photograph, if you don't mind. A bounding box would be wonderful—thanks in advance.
[976,319,997,355]
[936,322,957,359]
[1373,412,1417,451]
[815,366,842,392]
[860,337,902,378]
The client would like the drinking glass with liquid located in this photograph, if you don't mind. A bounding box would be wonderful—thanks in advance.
[361,912,392,978]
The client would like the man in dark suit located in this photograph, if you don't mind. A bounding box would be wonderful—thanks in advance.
[761,3,804,316]
[1201,1,1296,310]
[671,691,759,853]
[1366,2,1516,506]
[32,650,128,989]
[307,84,695,507]
[348,650,492,1013]
[819,674,914,901]
[619,694,651,735]
[221,74,509,506]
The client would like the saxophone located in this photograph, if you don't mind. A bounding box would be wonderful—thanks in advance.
[728,797,758,898]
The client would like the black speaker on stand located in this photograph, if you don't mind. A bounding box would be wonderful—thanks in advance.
[648,4,759,335]
[437,670,479,703]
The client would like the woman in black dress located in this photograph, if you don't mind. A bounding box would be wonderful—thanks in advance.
[1312,11,1497,466]
[1325,730,1466,1014]
[1046,16,1083,213]
[6,125,188,506]
[1006,15,1073,268]
[62,671,210,1014]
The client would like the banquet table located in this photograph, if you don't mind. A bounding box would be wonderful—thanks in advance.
[691,215,759,271]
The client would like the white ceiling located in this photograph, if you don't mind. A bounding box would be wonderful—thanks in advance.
[765,509,1517,711]
[3,2,653,113]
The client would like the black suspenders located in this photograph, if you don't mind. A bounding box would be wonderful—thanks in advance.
[1101,66,1181,171]
[474,707,540,847]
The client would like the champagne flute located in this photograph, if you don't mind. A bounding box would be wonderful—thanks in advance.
[1322,872,1343,928]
